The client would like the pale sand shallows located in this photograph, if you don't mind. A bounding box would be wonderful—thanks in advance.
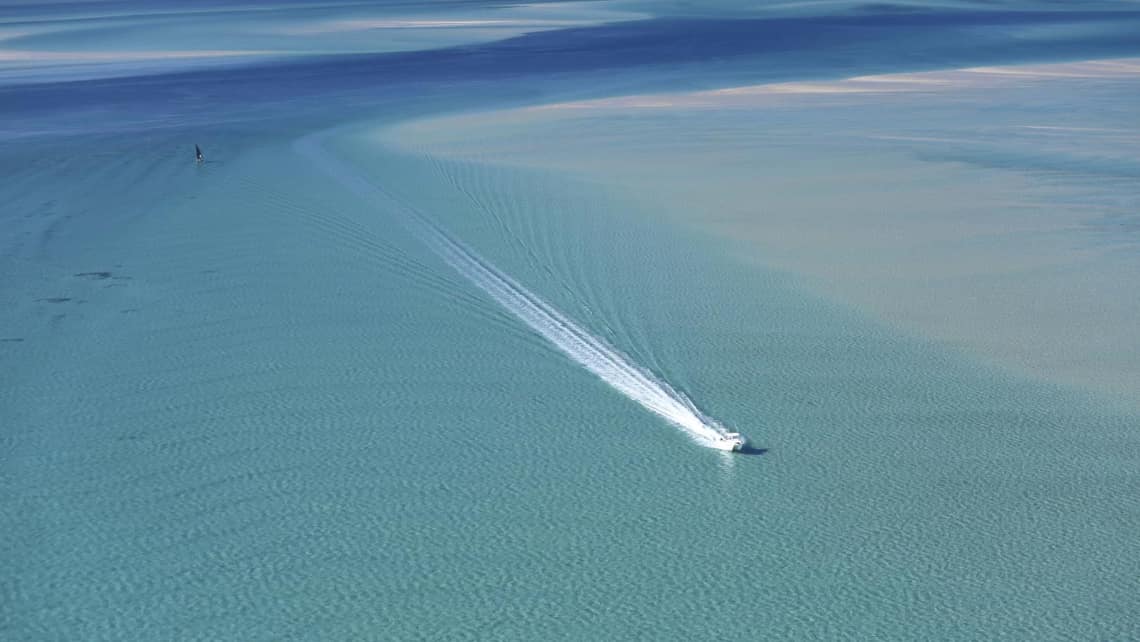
[274,1,643,35]
[526,58,1140,109]
[0,1,644,83]
[0,49,279,64]
[384,58,1140,406]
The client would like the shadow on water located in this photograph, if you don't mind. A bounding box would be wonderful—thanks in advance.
[715,445,767,479]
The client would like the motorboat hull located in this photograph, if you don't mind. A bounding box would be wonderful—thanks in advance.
[711,433,746,452]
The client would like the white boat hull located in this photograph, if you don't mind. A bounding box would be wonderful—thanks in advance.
[711,432,747,452]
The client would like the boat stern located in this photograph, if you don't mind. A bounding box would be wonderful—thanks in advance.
[712,432,747,452]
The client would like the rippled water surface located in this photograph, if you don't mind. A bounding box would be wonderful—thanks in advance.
[3,2,1139,639]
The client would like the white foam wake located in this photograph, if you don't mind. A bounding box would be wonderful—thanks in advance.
[298,134,732,448]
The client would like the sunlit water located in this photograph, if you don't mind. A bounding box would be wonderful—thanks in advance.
[3,2,1140,639]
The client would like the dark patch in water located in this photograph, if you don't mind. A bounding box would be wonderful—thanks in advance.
[28,200,56,220]
[75,271,112,280]
[0,337,24,343]
[38,297,70,303]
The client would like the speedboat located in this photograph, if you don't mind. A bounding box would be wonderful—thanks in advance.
[710,432,747,452]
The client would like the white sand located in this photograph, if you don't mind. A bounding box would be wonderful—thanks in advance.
[384,58,1140,406]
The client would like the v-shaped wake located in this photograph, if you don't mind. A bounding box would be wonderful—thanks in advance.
[298,133,740,450]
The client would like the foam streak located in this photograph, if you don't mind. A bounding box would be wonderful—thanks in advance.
[298,134,729,448]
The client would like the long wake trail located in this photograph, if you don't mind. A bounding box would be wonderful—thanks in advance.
[298,134,731,448]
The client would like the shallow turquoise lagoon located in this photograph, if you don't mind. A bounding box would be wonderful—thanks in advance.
[5,2,1140,639]
[3,123,1137,639]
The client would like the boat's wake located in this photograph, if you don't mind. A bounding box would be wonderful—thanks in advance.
[297,133,741,450]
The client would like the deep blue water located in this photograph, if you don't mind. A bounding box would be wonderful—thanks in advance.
[6,5,1140,137]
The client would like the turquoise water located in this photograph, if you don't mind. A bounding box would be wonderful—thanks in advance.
[4,125,1137,639]
[4,2,1140,640]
